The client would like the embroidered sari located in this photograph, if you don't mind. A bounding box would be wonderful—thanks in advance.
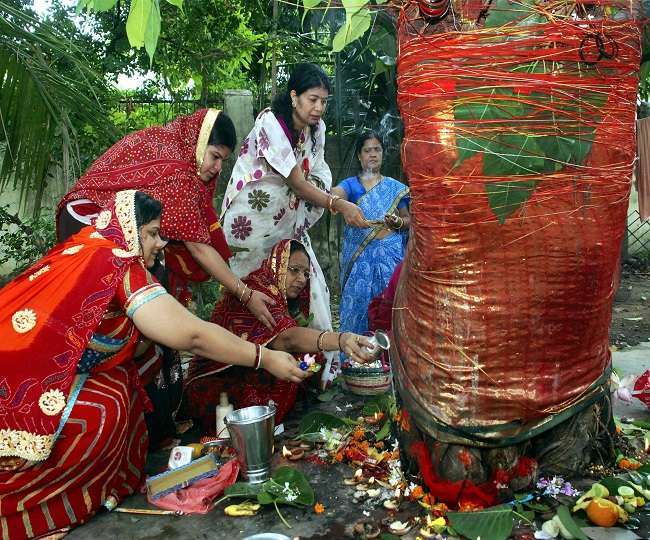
[57,108,231,303]
[339,177,409,340]
[182,239,322,430]
[220,109,337,381]
[0,190,168,539]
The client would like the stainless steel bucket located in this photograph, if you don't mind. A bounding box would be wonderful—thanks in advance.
[225,404,276,484]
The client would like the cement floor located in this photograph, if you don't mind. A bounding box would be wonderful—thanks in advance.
[66,343,650,540]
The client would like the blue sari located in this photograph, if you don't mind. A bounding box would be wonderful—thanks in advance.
[339,176,409,342]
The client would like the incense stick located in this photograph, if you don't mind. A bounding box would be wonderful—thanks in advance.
[113,507,183,516]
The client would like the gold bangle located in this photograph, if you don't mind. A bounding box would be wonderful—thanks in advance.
[317,331,327,352]
[328,195,341,215]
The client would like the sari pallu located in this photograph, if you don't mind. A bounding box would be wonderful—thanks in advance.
[58,108,231,289]
[0,191,163,538]
[339,177,409,339]
[182,240,322,430]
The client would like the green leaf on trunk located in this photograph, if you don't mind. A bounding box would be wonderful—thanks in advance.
[448,505,515,540]
[484,0,544,28]
[485,180,537,223]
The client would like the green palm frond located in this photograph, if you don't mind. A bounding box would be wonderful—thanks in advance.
[0,2,114,214]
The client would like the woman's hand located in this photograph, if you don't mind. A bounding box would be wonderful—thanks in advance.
[263,349,309,383]
[384,213,403,230]
[247,290,276,330]
[338,200,368,228]
[341,333,375,364]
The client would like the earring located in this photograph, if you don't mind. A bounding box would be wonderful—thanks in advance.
[292,100,297,108]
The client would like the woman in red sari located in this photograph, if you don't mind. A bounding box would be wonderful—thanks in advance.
[0,191,303,539]
[57,109,275,326]
[183,239,373,431]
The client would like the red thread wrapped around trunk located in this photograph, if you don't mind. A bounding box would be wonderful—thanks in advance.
[393,0,642,444]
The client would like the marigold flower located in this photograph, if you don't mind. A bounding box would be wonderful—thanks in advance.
[352,426,366,441]
[619,458,641,470]
[410,485,424,499]
[314,502,325,514]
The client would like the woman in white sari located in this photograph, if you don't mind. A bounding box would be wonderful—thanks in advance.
[221,63,367,382]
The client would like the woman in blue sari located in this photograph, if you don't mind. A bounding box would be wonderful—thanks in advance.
[332,131,410,349]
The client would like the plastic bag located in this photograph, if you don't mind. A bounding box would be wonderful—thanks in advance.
[147,459,239,514]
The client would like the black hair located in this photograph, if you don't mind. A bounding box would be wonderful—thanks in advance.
[289,240,309,257]
[134,191,163,228]
[272,63,332,145]
[208,111,237,153]
[355,130,384,156]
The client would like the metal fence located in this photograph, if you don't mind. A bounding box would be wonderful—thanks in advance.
[626,208,650,258]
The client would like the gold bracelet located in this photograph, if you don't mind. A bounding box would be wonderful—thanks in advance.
[239,284,248,302]
[317,331,327,352]
[328,195,341,215]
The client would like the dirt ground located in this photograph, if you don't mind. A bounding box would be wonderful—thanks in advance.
[611,260,650,348]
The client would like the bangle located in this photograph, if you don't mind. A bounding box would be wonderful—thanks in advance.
[235,282,244,301]
[253,344,262,370]
[328,195,341,214]
[338,332,345,351]
[317,331,327,352]
[258,346,264,370]
[244,288,254,306]
[397,216,405,229]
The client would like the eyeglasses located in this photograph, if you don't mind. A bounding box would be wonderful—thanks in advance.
[287,265,310,279]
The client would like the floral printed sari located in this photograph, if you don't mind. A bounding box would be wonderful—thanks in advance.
[221,109,337,381]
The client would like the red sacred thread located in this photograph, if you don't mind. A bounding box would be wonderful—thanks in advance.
[393,0,642,438]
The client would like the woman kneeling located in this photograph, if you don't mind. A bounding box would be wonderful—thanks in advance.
[0,191,300,539]
[184,239,372,430]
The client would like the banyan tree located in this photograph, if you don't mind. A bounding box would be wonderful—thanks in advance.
[389,0,644,507]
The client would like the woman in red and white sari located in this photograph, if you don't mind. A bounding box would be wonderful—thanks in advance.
[58,109,275,325]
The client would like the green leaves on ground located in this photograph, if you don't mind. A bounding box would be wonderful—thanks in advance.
[362,393,396,417]
[223,467,314,528]
[298,411,353,435]
[262,467,315,506]
[556,505,589,540]
[447,505,515,540]
[225,467,313,507]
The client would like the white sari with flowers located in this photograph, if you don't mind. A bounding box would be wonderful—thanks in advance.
[221,108,337,381]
